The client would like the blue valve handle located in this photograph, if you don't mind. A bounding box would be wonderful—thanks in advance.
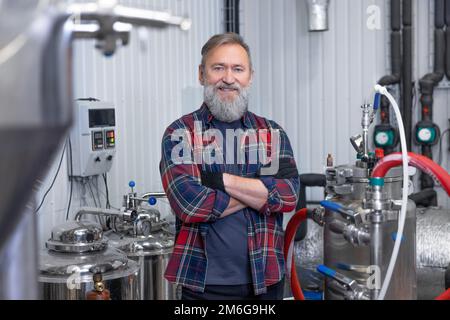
[320,200,343,213]
[317,265,354,287]
[320,200,358,223]
[148,197,157,206]
[317,265,336,278]
[129,181,136,188]
[373,93,381,111]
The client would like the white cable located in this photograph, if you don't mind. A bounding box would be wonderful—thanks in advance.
[374,85,409,300]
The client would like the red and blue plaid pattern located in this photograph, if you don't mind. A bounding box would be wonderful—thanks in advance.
[160,104,300,295]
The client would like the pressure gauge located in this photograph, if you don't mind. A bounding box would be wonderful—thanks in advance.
[414,121,439,146]
[416,127,435,144]
[374,129,395,148]
[375,132,389,146]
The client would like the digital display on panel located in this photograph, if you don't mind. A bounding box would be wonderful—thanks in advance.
[89,109,115,128]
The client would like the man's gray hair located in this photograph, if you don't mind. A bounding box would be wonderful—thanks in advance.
[200,32,253,71]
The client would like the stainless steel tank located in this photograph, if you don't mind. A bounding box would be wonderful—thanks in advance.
[323,164,417,300]
[38,221,140,300]
[106,221,177,300]
[0,1,74,299]
[295,205,450,300]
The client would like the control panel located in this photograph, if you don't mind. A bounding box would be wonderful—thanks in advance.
[69,99,116,177]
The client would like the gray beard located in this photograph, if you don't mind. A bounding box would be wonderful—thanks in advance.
[204,84,250,123]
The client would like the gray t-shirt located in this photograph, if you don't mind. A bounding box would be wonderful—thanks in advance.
[205,118,252,285]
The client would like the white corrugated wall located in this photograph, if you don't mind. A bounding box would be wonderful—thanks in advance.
[37,0,450,246]
[241,0,450,207]
[36,0,223,247]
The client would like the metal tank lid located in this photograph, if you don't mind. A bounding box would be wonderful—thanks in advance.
[333,164,403,182]
[46,221,107,253]
[106,230,174,257]
[40,221,139,283]
[38,246,139,284]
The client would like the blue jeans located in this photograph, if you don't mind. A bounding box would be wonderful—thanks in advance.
[181,278,285,300]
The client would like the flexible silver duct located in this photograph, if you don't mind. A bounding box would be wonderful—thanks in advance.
[417,208,450,269]
[294,220,323,270]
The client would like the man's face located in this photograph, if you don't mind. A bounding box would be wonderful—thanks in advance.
[200,43,252,100]
[200,44,253,122]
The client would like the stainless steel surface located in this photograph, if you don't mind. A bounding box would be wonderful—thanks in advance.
[39,273,138,300]
[0,206,39,299]
[326,165,403,199]
[139,192,167,199]
[323,161,417,300]
[306,0,330,31]
[369,210,383,299]
[66,2,191,56]
[0,3,73,250]
[295,207,449,300]
[359,104,375,159]
[46,221,107,253]
[0,0,192,300]
[39,222,139,300]
[323,201,417,300]
[106,228,176,300]
[74,207,136,222]
[0,1,74,299]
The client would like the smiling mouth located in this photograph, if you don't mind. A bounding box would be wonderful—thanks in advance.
[218,87,238,93]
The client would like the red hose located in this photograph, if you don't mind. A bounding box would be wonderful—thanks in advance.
[372,152,450,196]
[284,208,308,300]
[435,289,450,300]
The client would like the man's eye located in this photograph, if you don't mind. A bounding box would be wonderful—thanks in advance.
[234,68,244,72]
[213,66,224,71]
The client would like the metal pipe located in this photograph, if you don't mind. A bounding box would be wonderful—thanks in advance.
[375,1,402,155]
[402,26,413,150]
[403,0,413,26]
[224,0,240,34]
[66,3,191,30]
[446,0,450,26]
[361,104,373,159]
[390,0,401,31]
[328,219,370,246]
[66,2,190,56]
[436,0,445,28]
[139,192,167,199]
[306,0,330,32]
[75,207,136,222]
[370,209,383,300]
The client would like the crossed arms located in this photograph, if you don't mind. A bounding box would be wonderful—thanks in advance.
[160,123,300,224]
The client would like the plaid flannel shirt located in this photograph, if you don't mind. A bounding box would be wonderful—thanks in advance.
[160,104,300,295]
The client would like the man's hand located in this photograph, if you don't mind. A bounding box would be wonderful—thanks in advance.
[259,158,299,179]
[200,171,225,193]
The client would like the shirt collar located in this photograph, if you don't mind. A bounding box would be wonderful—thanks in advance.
[199,103,252,129]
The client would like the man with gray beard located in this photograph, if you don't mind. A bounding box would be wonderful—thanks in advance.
[160,33,300,300]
